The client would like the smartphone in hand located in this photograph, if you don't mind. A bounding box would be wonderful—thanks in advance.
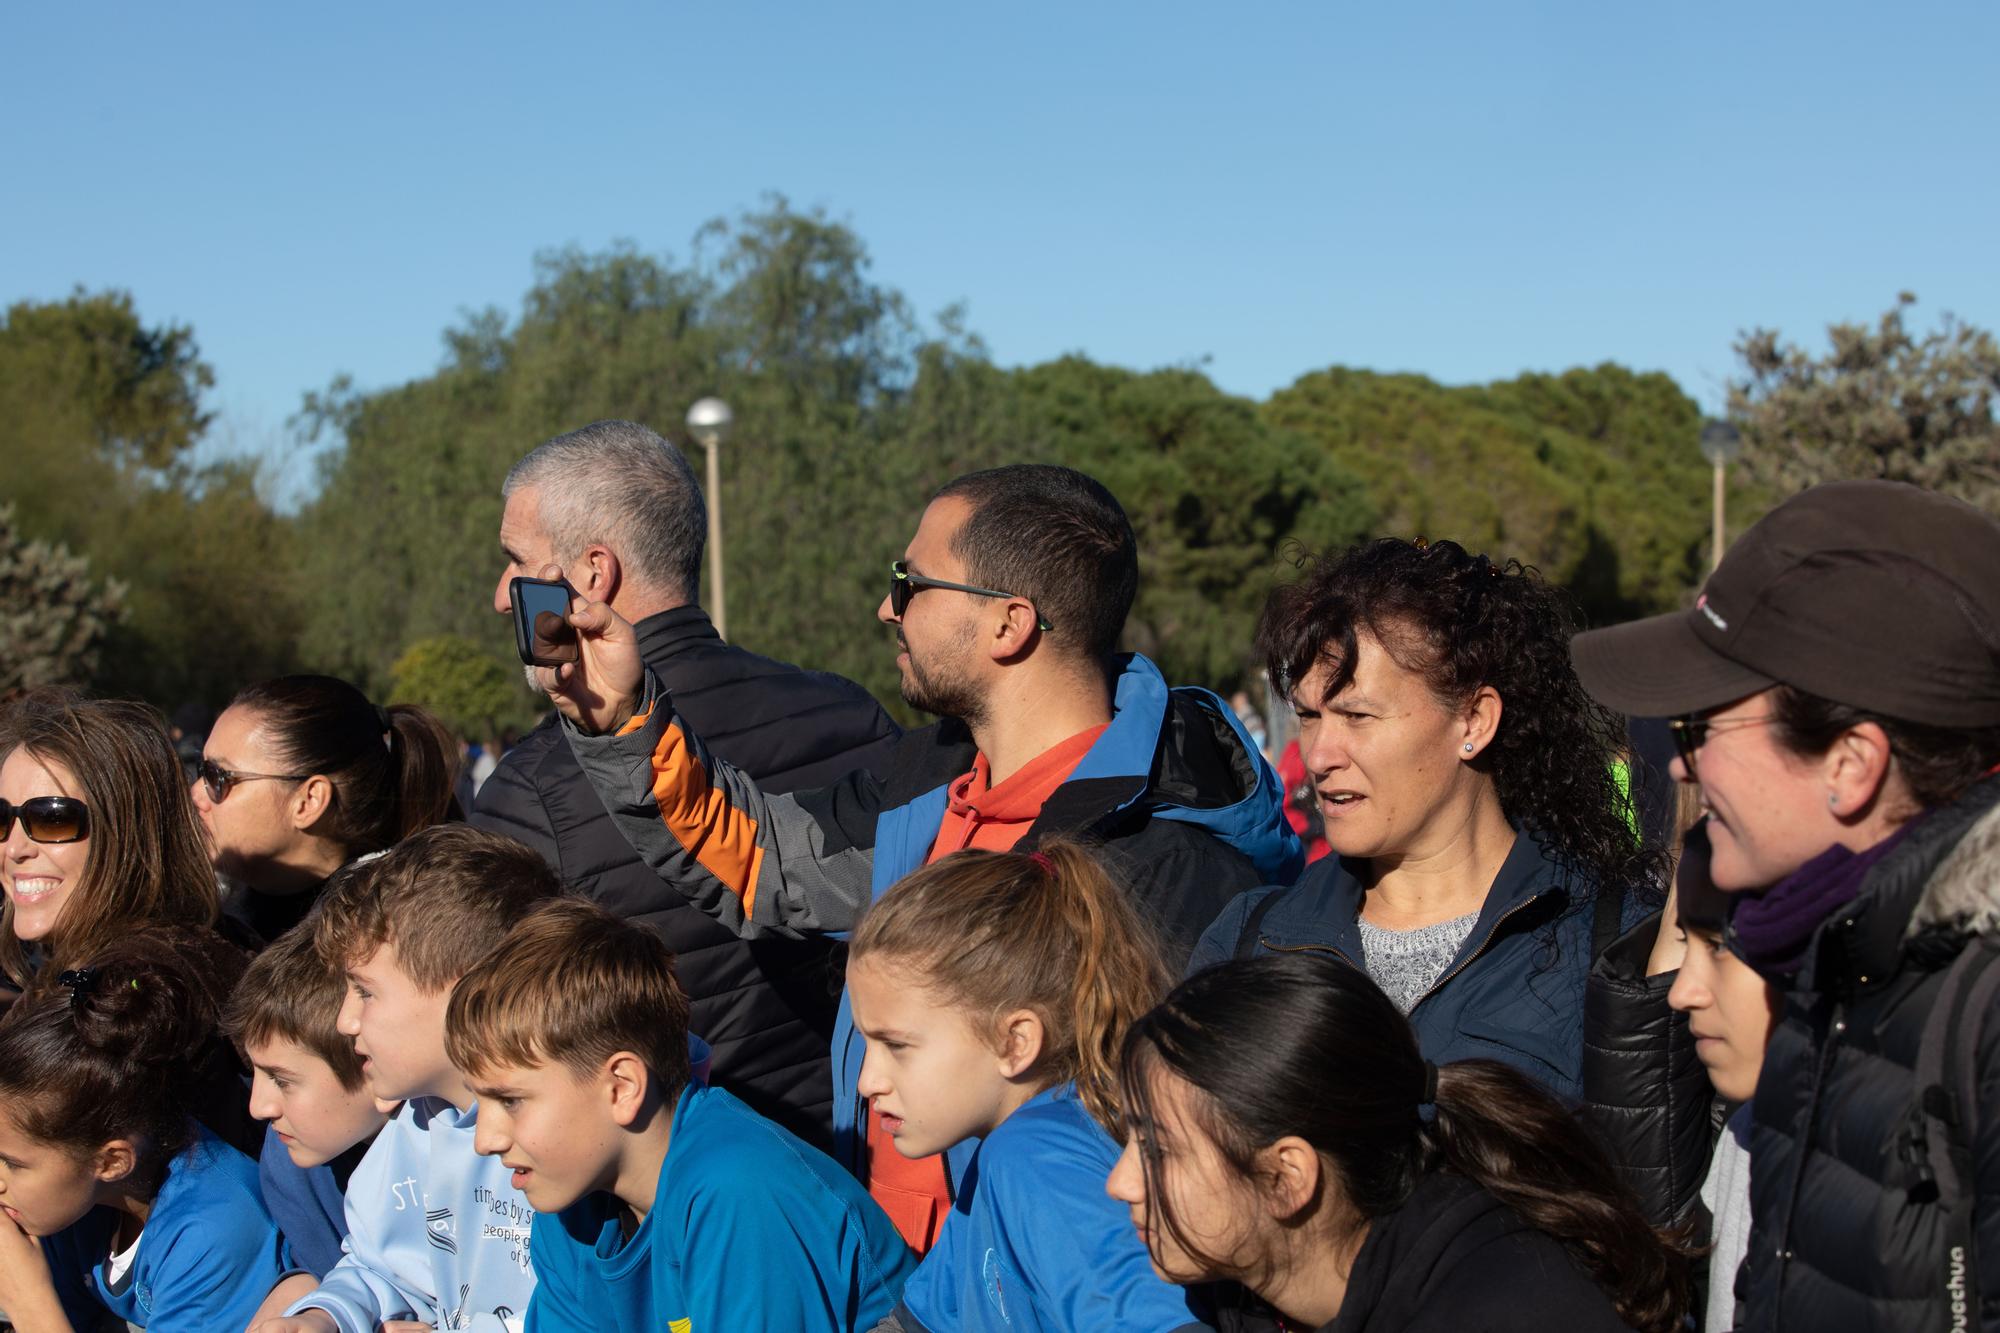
[510,576,581,667]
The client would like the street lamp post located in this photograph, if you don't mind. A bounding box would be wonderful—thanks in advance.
[1699,420,1743,572]
[686,397,734,640]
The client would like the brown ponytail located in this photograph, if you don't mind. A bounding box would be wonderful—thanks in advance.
[1121,952,1691,1332]
[850,841,1170,1136]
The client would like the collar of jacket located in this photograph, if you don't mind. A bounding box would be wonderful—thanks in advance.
[869,653,1302,889]
[1324,1171,1528,1332]
[1794,775,2000,995]
[630,604,723,662]
[1258,828,1569,965]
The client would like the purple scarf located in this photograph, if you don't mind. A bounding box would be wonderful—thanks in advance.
[1730,820,1921,978]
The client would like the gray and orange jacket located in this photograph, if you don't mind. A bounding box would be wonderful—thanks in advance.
[565,651,1304,1187]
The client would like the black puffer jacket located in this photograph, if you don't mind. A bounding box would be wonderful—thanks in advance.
[1579,910,1715,1229]
[474,606,898,1148]
[1740,776,2000,1331]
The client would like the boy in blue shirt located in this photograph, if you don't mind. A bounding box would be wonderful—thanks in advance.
[444,897,917,1333]
[225,918,392,1284]
[251,825,562,1333]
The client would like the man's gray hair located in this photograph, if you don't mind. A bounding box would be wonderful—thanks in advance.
[503,420,707,603]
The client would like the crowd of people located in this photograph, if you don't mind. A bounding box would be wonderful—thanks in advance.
[0,415,1994,1333]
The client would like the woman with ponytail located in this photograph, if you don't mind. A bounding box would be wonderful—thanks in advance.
[193,674,460,943]
[1110,951,1690,1332]
[850,842,1203,1333]
[0,926,293,1332]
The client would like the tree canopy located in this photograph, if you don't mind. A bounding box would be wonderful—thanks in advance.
[10,200,1970,725]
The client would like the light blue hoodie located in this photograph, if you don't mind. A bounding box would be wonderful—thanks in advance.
[287,1096,536,1332]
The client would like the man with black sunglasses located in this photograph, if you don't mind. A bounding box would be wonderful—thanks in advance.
[537,460,1302,1256]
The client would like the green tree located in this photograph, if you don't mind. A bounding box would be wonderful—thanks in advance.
[0,291,302,707]
[0,503,125,694]
[389,635,529,738]
[1264,363,1715,624]
[1728,293,2000,512]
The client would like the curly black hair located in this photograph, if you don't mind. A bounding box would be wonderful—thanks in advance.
[1257,538,1662,896]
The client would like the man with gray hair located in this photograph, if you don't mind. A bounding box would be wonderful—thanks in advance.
[474,418,898,1148]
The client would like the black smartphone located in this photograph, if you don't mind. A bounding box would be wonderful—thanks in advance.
[510,576,580,667]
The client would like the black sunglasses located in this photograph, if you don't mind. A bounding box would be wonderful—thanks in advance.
[0,796,90,845]
[1668,712,1778,777]
[888,559,1054,632]
[197,757,311,804]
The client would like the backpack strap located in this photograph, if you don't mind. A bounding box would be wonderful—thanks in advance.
[1904,937,2000,1322]
[1591,876,1628,962]
[1234,891,1285,960]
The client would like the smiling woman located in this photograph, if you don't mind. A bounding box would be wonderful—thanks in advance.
[0,689,219,992]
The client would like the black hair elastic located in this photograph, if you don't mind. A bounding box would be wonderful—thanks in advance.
[1417,1060,1440,1125]
[57,967,97,1008]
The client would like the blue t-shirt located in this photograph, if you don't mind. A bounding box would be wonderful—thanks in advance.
[259,1123,375,1277]
[525,1083,916,1333]
[45,1126,293,1333]
[898,1084,1207,1333]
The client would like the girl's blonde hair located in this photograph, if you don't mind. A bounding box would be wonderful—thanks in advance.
[849,840,1169,1136]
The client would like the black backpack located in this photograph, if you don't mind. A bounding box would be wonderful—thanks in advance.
[1902,937,2000,1331]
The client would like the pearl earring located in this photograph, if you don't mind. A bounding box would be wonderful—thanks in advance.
[1463,743,1475,753]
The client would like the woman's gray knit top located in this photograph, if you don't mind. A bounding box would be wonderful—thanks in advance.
[1357,910,1481,1014]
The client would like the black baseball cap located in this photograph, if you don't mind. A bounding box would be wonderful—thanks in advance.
[1572,480,2000,726]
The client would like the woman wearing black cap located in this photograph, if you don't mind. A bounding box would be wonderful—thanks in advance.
[1571,479,2000,1333]
[192,675,461,944]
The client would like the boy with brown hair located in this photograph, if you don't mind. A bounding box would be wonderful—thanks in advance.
[251,824,560,1333]
[446,897,915,1332]
[223,916,391,1279]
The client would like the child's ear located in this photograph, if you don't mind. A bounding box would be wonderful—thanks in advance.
[1260,1135,1324,1221]
[92,1140,138,1185]
[994,1009,1045,1079]
[601,1051,651,1127]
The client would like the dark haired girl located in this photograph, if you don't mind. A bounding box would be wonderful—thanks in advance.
[0,926,291,1331]
[1109,952,1690,1332]
[193,674,460,943]
[1190,538,1658,1099]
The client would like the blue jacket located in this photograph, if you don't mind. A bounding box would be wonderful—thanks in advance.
[1190,829,1633,1100]
[524,1083,915,1333]
[47,1126,293,1333]
[568,652,1303,1186]
[897,1084,1208,1333]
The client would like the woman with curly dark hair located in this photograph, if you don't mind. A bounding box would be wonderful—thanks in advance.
[1187,538,1659,1099]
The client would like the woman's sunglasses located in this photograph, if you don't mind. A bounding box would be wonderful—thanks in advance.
[197,758,310,804]
[0,796,90,844]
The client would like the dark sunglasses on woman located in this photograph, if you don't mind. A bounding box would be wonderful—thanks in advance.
[0,795,89,844]
[197,757,309,805]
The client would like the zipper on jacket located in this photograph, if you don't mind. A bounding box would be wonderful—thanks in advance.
[1771,993,1846,1320]
[1410,891,1549,1014]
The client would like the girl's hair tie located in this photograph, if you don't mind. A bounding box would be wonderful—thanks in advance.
[1027,851,1056,875]
[57,967,97,1008]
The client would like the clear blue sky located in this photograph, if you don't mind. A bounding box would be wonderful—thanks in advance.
[5,0,1994,497]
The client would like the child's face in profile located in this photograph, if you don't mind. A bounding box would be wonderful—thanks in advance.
[1668,922,1780,1102]
[246,1035,390,1168]
[0,1110,110,1237]
[336,940,457,1103]
[468,1061,620,1215]
[846,956,1019,1159]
